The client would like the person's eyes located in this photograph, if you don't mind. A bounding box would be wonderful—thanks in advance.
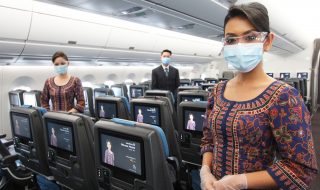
[244,34,257,42]
[225,37,237,45]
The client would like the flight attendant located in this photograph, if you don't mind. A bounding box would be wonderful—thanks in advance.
[200,2,318,190]
[41,51,85,113]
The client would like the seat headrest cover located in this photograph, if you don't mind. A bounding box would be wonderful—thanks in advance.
[111,118,135,127]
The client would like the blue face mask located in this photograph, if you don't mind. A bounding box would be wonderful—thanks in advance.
[161,57,171,65]
[223,43,263,73]
[54,64,68,75]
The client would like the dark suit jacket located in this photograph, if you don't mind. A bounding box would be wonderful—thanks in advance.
[151,65,180,95]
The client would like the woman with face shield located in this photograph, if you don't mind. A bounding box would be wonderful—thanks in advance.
[200,2,318,190]
[40,51,85,113]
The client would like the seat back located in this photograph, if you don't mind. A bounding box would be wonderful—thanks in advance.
[10,106,52,177]
[23,90,42,107]
[129,85,147,99]
[145,90,175,109]
[178,86,201,92]
[177,90,208,105]
[43,112,97,190]
[95,96,131,120]
[201,83,215,91]
[180,79,191,86]
[130,97,182,163]
[9,90,25,108]
[177,101,207,165]
[94,119,174,190]
[190,79,205,86]
[204,78,218,84]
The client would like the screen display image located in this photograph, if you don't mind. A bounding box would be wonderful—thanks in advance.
[193,81,204,86]
[207,80,216,84]
[131,88,143,98]
[184,109,206,132]
[11,113,32,139]
[10,94,20,107]
[97,102,117,119]
[23,93,37,107]
[134,105,160,126]
[280,72,290,79]
[297,72,308,79]
[100,134,142,175]
[266,73,274,77]
[47,121,74,153]
[95,91,106,98]
[181,96,203,102]
[112,87,122,97]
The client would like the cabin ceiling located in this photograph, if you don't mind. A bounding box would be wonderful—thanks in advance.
[38,0,304,56]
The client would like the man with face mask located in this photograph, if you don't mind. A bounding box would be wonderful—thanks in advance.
[151,49,180,101]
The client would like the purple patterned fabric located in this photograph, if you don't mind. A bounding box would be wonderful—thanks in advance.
[201,80,318,189]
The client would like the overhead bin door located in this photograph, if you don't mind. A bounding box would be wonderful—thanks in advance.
[28,13,111,47]
[106,27,156,51]
[0,7,31,40]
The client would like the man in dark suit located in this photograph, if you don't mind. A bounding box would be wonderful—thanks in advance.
[151,49,180,100]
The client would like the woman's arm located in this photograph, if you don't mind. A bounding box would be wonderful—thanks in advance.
[40,79,50,110]
[72,77,85,113]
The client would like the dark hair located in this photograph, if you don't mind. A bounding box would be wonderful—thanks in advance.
[224,2,270,33]
[52,51,69,63]
[161,49,172,55]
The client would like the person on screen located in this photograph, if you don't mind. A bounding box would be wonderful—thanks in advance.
[136,109,143,123]
[41,51,85,113]
[132,90,136,98]
[104,141,114,166]
[14,119,20,135]
[99,105,105,118]
[50,128,57,146]
[186,114,196,131]
[200,3,317,190]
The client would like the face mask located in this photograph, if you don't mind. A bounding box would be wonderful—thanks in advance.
[161,57,171,65]
[223,43,263,73]
[54,64,68,75]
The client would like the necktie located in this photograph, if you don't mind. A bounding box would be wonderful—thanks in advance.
[165,68,169,77]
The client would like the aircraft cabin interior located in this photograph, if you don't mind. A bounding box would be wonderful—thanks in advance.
[0,0,319,190]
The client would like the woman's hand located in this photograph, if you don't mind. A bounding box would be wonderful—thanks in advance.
[213,174,247,190]
[68,108,78,113]
[200,165,217,190]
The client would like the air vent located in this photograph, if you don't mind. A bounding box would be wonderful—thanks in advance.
[0,56,14,60]
[23,57,50,61]
[120,6,144,15]
[68,41,77,45]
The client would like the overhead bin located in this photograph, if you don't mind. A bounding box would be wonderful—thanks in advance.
[22,43,101,58]
[0,6,32,40]
[28,13,111,47]
[106,27,156,51]
[0,41,25,55]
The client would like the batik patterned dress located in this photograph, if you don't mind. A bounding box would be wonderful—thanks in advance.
[41,76,85,112]
[201,80,318,190]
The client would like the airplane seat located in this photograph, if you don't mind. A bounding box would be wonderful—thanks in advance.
[95,96,131,120]
[83,87,94,117]
[94,87,110,98]
[190,79,205,87]
[144,90,175,109]
[23,90,42,107]
[302,78,308,101]
[177,90,209,106]
[9,106,53,178]
[201,83,215,92]
[111,84,129,100]
[178,86,202,92]
[9,90,26,108]
[130,97,182,164]
[43,112,98,190]
[106,88,115,96]
[129,85,147,99]
[204,77,218,84]
[222,71,235,79]
[177,101,207,165]
[94,118,175,190]
[180,79,191,86]
[139,80,152,90]
[218,78,229,82]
